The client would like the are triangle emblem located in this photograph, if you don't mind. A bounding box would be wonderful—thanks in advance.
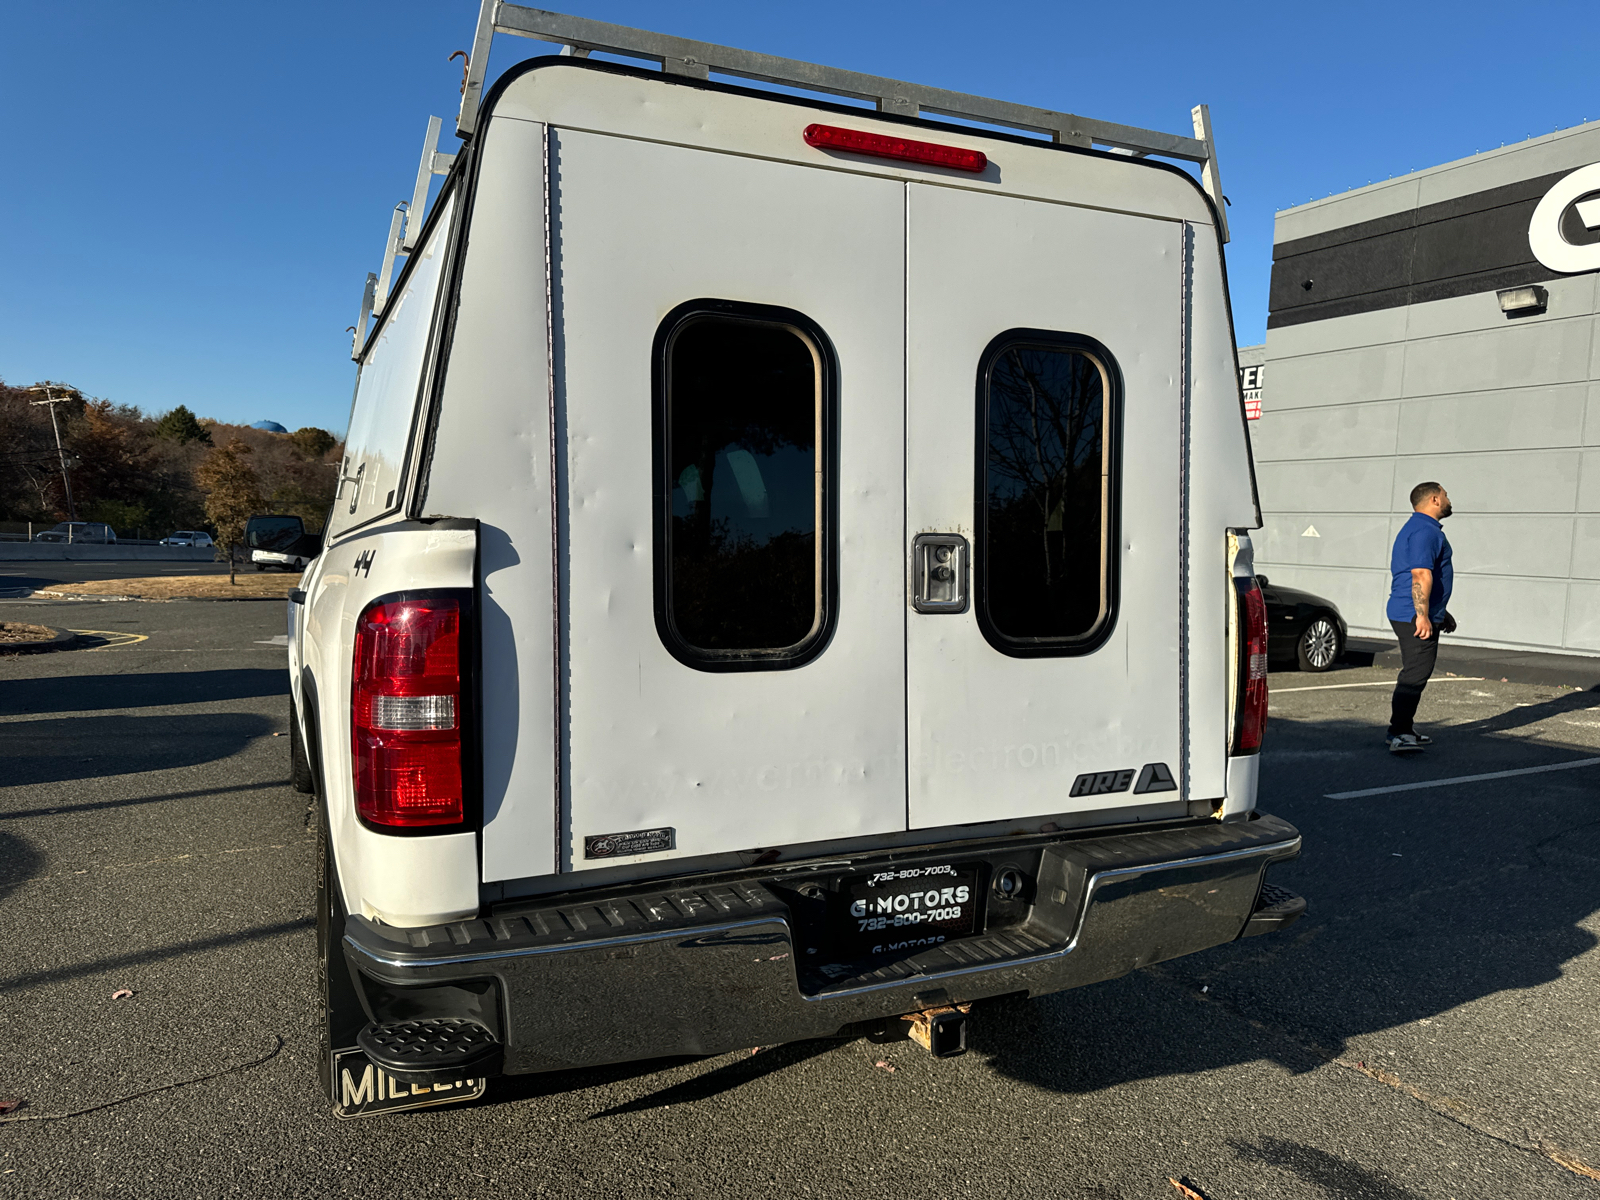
[1302,525,1321,538]
[1133,762,1178,794]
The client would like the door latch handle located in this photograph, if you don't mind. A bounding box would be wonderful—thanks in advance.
[912,533,969,614]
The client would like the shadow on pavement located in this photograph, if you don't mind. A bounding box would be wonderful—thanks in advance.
[0,830,44,903]
[0,916,313,990]
[584,1038,844,1118]
[0,668,288,717]
[0,780,285,823]
[1229,1137,1428,1200]
[973,707,1600,1096]
[0,711,278,787]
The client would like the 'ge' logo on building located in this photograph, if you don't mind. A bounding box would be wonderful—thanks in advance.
[1529,162,1600,274]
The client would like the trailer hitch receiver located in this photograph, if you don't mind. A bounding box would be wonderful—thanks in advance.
[904,1004,971,1058]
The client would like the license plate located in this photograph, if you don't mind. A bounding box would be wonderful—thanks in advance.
[839,862,982,957]
[331,1048,487,1120]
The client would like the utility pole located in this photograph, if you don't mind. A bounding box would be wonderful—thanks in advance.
[24,385,78,523]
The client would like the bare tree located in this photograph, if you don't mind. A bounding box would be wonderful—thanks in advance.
[984,347,1105,631]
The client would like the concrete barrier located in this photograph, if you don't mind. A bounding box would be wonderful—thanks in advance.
[0,543,217,563]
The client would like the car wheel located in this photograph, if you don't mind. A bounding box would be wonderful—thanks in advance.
[1297,617,1342,672]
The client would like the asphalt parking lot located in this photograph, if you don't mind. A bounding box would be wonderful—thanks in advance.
[0,560,234,592]
[2,597,1598,1199]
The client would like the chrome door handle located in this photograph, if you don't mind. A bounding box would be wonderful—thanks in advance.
[912,533,969,614]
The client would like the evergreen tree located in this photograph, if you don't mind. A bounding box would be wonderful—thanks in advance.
[154,404,212,445]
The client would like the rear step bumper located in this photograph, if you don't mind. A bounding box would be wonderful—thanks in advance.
[342,813,1302,1076]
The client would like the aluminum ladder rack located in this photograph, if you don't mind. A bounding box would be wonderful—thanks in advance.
[356,3,1230,359]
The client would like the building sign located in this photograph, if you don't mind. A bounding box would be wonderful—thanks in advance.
[1529,161,1600,274]
[1239,364,1264,420]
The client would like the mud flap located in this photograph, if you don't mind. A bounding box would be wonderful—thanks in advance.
[330,1048,487,1119]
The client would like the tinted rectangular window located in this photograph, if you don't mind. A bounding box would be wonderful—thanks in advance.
[977,334,1117,653]
[656,304,833,668]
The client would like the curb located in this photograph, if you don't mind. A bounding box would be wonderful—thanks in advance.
[32,590,135,602]
[0,626,79,654]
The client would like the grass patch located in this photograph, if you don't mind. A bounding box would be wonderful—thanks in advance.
[41,573,303,600]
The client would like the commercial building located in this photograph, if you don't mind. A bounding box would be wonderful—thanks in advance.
[1245,121,1600,655]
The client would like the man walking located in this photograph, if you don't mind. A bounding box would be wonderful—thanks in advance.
[1386,482,1456,753]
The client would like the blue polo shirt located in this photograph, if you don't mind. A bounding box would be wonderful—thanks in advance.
[1387,512,1452,622]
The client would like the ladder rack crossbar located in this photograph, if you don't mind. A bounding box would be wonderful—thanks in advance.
[460,3,1210,168]
[357,4,1233,364]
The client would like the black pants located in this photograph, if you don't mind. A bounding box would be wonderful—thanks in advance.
[1388,618,1439,736]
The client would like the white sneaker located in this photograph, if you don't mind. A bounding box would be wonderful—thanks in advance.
[1386,734,1424,753]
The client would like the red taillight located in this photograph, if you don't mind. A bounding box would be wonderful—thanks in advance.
[352,596,464,827]
[1235,578,1269,754]
[802,123,988,173]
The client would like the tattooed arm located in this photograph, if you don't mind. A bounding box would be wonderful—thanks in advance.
[1410,568,1433,640]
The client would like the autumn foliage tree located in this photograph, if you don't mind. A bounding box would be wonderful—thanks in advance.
[196,438,264,584]
[0,378,340,540]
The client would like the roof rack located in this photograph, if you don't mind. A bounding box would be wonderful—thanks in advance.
[356,4,1230,361]
[351,116,457,360]
[455,2,1229,241]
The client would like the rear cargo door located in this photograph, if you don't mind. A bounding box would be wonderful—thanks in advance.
[550,130,907,872]
[905,185,1184,829]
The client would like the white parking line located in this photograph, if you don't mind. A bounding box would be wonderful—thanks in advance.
[1325,757,1600,799]
[1273,677,1484,694]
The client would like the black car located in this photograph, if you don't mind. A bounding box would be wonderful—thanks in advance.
[1257,575,1347,672]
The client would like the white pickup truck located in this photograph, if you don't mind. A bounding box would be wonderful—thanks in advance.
[288,3,1298,1118]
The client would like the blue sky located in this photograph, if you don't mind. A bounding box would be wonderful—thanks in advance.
[2,2,1592,434]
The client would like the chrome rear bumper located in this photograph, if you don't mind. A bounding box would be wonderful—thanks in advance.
[343,812,1302,1075]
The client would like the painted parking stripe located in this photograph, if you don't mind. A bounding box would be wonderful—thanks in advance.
[67,629,149,651]
[1325,757,1600,799]
[1273,678,1483,694]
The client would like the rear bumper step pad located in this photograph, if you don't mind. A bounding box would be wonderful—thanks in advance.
[344,813,1302,1075]
[356,1017,503,1083]
[1241,881,1307,938]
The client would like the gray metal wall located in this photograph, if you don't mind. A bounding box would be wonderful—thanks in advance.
[1252,123,1600,655]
